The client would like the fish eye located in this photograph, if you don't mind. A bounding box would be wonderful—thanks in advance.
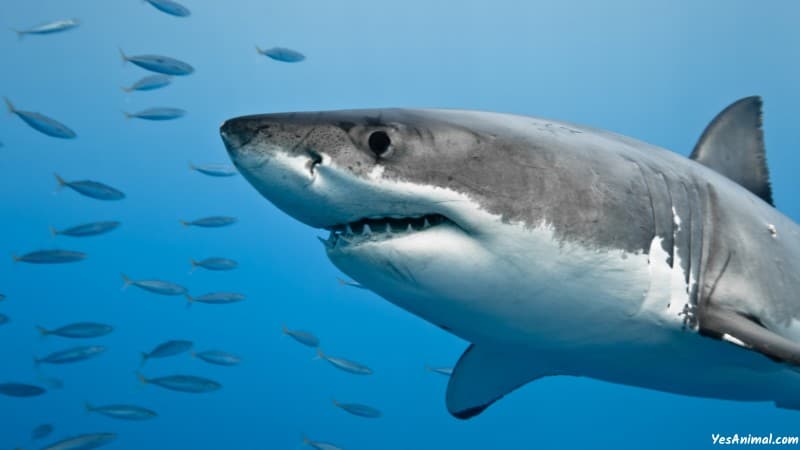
[367,130,392,157]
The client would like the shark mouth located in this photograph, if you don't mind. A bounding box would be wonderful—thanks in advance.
[320,214,455,249]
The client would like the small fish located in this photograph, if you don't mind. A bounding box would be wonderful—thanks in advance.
[36,346,106,365]
[50,221,120,238]
[32,423,54,440]
[332,399,382,418]
[119,49,194,76]
[40,433,116,450]
[145,0,191,17]
[37,322,113,339]
[189,162,237,177]
[137,373,221,393]
[13,18,80,38]
[282,325,320,348]
[0,313,8,325]
[141,339,193,365]
[302,435,344,450]
[54,174,125,201]
[124,107,185,121]
[180,216,237,228]
[0,382,46,397]
[4,98,76,139]
[12,249,86,264]
[85,402,157,421]
[122,74,172,92]
[336,278,366,289]
[256,46,306,63]
[185,292,245,305]
[120,273,187,296]
[189,257,238,272]
[192,350,241,366]
[425,365,453,376]
[316,349,373,375]
[37,376,64,390]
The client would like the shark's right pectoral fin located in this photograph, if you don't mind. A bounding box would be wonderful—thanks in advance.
[446,344,554,420]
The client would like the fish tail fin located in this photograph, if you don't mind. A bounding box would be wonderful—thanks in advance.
[53,173,66,189]
[255,45,264,54]
[118,47,128,64]
[184,293,194,307]
[36,326,49,337]
[188,161,196,171]
[179,220,189,227]
[120,273,133,290]
[121,86,132,93]
[189,258,198,273]
[190,350,197,359]
[281,324,289,335]
[136,371,148,384]
[11,254,20,263]
[314,348,324,361]
[139,353,148,367]
[123,111,132,119]
[84,402,93,412]
[48,225,58,237]
[301,434,311,445]
[332,398,339,407]
[33,357,40,368]
[3,97,15,114]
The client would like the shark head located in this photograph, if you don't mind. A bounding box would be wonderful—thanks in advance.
[220,109,654,345]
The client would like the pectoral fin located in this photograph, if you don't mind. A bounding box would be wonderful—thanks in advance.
[446,344,553,419]
[700,306,800,366]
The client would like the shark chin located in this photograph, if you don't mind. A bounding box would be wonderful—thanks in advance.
[221,101,800,419]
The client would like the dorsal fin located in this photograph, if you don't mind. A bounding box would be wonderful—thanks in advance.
[690,96,772,205]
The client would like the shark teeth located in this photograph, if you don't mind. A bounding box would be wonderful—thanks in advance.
[322,214,452,249]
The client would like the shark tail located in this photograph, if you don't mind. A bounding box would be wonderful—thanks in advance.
[136,371,148,385]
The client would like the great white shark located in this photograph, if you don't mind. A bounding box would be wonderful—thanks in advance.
[220,97,800,418]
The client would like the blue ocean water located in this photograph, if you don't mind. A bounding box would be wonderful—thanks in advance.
[1,0,799,448]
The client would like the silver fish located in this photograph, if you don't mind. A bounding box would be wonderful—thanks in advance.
[122,74,172,92]
[50,221,120,237]
[282,325,320,348]
[256,46,306,63]
[0,313,8,325]
[124,107,185,121]
[119,49,194,76]
[336,278,366,289]
[85,402,157,420]
[145,0,191,17]
[189,162,237,177]
[13,249,86,264]
[137,373,221,393]
[4,98,76,139]
[316,349,373,375]
[32,423,54,440]
[0,382,46,397]
[54,173,125,201]
[41,433,116,450]
[141,339,193,365]
[121,274,187,296]
[192,350,241,366]
[302,435,344,450]
[37,322,113,339]
[185,292,245,305]
[13,18,80,38]
[332,399,382,418]
[180,216,237,228]
[189,257,238,272]
[36,346,105,365]
[425,366,453,376]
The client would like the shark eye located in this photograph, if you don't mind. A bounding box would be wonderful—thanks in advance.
[367,130,392,158]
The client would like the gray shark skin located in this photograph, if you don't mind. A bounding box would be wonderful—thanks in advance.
[220,97,800,418]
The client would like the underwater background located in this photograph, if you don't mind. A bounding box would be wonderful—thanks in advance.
[1,0,799,448]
